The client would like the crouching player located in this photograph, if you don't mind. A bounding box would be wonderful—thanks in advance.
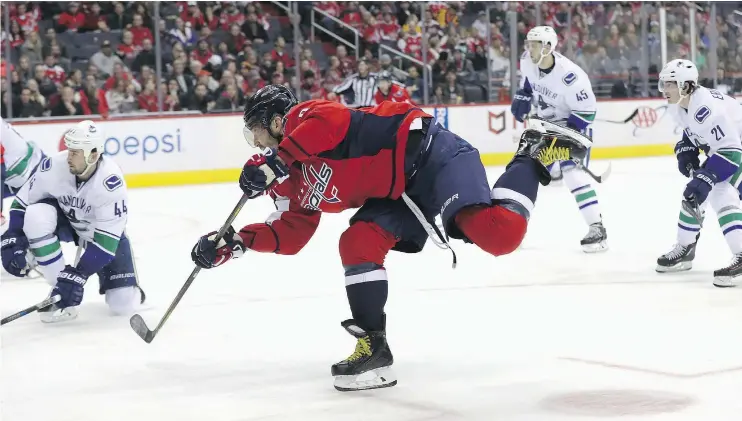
[1,120,145,322]
[1,117,46,276]
[190,86,590,391]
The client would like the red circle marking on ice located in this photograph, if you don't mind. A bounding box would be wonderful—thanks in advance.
[631,107,658,128]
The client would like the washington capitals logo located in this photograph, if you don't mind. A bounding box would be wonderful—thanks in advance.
[300,163,341,211]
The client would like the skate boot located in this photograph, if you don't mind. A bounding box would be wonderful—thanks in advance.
[581,222,608,253]
[713,252,742,287]
[656,242,697,273]
[515,127,588,186]
[38,302,78,323]
[331,318,397,392]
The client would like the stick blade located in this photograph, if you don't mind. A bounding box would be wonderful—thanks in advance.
[129,314,155,343]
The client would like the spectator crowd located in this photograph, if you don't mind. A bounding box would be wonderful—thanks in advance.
[1,1,740,120]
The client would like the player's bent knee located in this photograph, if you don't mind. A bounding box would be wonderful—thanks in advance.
[105,286,141,316]
[339,221,397,267]
[455,206,527,257]
[23,203,58,239]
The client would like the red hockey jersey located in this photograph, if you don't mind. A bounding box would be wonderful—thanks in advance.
[237,100,431,255]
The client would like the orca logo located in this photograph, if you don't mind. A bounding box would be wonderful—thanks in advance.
[103,174,123,191]
[40,157,52,172]
[694,106,711,123]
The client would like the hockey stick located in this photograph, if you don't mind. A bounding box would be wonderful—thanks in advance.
[1,295,60,326]
[129,194,249,343]
[550,161,612,184]
[681,198,704,229]
[1,245,83,326]
[596,108,639,125]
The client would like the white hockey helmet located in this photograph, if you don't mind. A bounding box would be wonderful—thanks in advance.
[658,59,698,97]
[64,120,105,163]
[526,26,558,65]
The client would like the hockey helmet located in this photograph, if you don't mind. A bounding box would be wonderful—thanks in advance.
[64,120,104,160]
[526,26,558,52]
[243,85,298,131]
[658,59,698,94]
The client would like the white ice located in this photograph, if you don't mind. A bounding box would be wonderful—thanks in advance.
[2,156,742,421]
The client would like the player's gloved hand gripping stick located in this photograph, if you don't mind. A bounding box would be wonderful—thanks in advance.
[1,246,83,326]
[129,148,285,343]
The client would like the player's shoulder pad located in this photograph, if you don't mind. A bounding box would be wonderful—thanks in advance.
[103,174,124,192]
[694,105,711,124]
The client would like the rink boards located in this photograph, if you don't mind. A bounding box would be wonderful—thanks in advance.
[11,98,684,188]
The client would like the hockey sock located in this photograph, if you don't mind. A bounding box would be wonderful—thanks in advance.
[345,273,388,332]
[339,221,397,332]
[455,205,527,256]
[490,156,538,220]
[28,234,65,286]
[562,163,603,225]
[717,205,742,254]
[676,202,701,246]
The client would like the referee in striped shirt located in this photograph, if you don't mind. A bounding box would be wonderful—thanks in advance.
[333,59,377,107]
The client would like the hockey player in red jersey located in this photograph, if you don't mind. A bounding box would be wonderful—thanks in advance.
[191,85,590,391]
[374,71,413,105]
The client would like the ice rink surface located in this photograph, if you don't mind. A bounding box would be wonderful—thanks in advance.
[3,156,742,421]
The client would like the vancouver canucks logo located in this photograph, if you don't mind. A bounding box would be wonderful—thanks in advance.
[104,175,123,191]
[694,106,710,124]
[562,72,577,86]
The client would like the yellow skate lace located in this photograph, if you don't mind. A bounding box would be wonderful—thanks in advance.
[536,137,570,166]
[347,336,372,362]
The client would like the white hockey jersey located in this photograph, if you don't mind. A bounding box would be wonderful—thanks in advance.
[11,151,129,257]
[669,87,742,155]
[1,117,45,188]
[519,52,597,130]
[669,87,742,184]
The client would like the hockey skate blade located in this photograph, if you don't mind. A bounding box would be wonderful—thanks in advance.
[582,241,608,253]
[129,314,155,343]
[333,367,397,392]
[656,261,693,273]
[713,276,738,288]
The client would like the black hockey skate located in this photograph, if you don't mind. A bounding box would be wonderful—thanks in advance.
[515,128,589,186]
[713,253,742,287]
[331,318,396,392]
[656,241,697,273]
[581,222,608,253]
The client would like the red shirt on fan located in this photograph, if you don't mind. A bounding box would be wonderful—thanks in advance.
[12,12,38,34]
[138,92,159,112]
[374,84,412,105]
[44,65,66,84]
[58,11,85,31]
[236,100,430,254]
[130,26,153,47]
[378,21,400,41]
[220,10,245,31]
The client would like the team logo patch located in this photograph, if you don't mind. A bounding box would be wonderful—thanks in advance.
[562,72,577,86]
[694,106,711,123]
[103,175,123,191]
[40,157,52,172]
[300,163,340,211]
